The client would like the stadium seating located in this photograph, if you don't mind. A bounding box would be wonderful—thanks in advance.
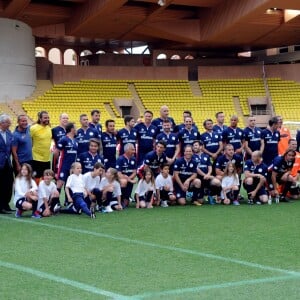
[268,78,300,121]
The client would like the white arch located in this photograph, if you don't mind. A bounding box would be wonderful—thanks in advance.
[64,49,77,65]
[157,53,167,59]
[35,46,46,57]
[48,48,61,64]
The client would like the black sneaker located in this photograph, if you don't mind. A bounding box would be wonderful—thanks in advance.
[248,199,254,205]
[279,196,290,203]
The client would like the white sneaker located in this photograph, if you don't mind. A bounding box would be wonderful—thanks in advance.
[161,200,169,208]
[53,204,61,214]
[105,205,113,213]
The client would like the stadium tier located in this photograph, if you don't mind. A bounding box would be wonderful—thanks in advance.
[268,78,300,121]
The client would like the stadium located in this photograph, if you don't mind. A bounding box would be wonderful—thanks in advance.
[0,0,300,299]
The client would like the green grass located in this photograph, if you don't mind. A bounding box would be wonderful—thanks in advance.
[1,201,300,299]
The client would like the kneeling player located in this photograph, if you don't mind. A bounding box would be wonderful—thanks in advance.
[38,169,61,217]
[243,151,268,205]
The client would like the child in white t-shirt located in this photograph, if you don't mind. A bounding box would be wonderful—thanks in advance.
[221,162,240,205]
[135,168,155,208]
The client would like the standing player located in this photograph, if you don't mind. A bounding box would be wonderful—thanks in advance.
[200,119,223,160]
[173,145,202,206]
[177,116,201,156]
[76,114,100,155]
[244,116,263,160]
[101,119,117,169]
[156,119,180,169]
[152,105,176,133]
[56,123,78,193]
[261,116,280,167]
[213,111,227,135]
[116,115,137,156]
[222,115,244,159]
[277,115,291,155]
[174,110,198,133]
[30,111,52,183]
[89,109,102,136]
[51,113,69,173]
[135,110,158,166]
[116,143,137,207]
[77,138,104,174]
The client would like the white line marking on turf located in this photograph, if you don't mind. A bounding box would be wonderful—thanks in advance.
[0,260,129,300]
[2,216,300,277]
[130,274,300,299]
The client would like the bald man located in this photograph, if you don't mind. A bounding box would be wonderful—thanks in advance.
[152,105,176,133]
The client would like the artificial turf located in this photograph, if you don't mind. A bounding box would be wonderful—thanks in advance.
[0,200,299,300]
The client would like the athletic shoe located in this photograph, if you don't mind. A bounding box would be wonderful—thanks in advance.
[105,205,113,213]
[208,195,216,205]
[161,200,169,208]
[90,206,96,219]
[247,199,254,205]
[15,209,23,218]
[31,211,41,218]
[279,196,291,203]
[53,204,61,214]
[255,201,262,205]
[233,200,240,206]
[101,207,108,213]
[192,200,202,206]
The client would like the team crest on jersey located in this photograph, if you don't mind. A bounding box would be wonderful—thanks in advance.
[204,157,208,161]
[257,130,261,134]
[232,159,236,163]
[151,129,155,133]
[215,135,218,138]
[189,163,193,168]
[258,168,262,172]
[131,161,135,165]
[172,136,175,140]
[89,132,94,136]
[133,132,137,136]
[239,132,242,136]
[194,132,197,136]
[160,158,164,162]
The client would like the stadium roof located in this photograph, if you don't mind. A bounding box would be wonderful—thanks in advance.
[1,0,300,52]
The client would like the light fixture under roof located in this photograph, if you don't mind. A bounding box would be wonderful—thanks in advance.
[158,0,166,6]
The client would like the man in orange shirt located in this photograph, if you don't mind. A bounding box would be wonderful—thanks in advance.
[287,139,300,199]
[277,115,291,155]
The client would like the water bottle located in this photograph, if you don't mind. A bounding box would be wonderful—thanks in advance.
[268,195,272,205]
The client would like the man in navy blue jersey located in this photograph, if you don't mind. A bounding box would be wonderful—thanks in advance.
[213,111,227,135]
[89,109,102,136]
[77,138,104,174]
[51,113,69,173]
[201,119,223,160]
[116,143,137,207]
[138,140,167,178]
[174,110,198,133]
[222,115,244,159]
[215,144,243,179]
[152,105,176,133]
[243,151,268,204]
[135,110,158,166]
[101,119,117,169]
[173,145,202,206]
[296,130,300,152]
[244,116,263,160]
[269,149,296,202]
[261,116,280,167]
[117,115,137,156]
[192,140,221,203]
[156,119,180,170]
[76,114,100,155]
[177,116,201,156]
[56,122,78,192]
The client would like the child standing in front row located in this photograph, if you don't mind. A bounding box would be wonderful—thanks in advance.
[155,164,176,207]
[14,163,40,218]
[221,162,240,205]
[65,162,95,218]
[135,168,156,209]
[37,169,61,217]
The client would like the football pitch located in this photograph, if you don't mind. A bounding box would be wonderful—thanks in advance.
[1,201,299,300]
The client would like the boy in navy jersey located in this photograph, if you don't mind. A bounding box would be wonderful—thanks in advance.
[89,109,102,136]
[135,110,158,166]
[201,119,223,160]
[77,138,104,174]
[173,145,202,206]
[101,119,117,169]
[56,122,78,193]
[117,115,137,156]
[116,143,137,207]
[152,105,176,133]
[261,117,280,167]
[177,116,201,156]
[76,114,100,155]
[222,115,244,159]
[243,151,268,204]
[244,116,263,160]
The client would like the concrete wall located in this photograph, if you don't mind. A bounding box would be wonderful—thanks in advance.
[51,65,188,84]
[0,18,36,101]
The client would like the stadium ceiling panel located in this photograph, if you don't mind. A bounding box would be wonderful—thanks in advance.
[1,0,300,51]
